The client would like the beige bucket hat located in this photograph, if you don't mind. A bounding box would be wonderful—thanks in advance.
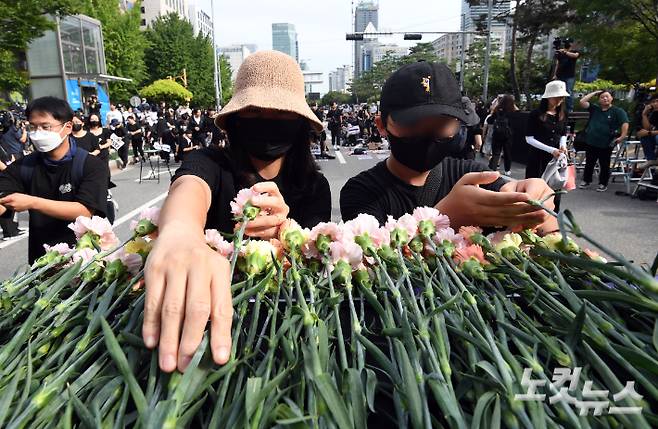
[215,50,323,132]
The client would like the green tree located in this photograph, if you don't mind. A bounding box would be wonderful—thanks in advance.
[139,79,192,105]
[219,54,233,105]
[320,91,352,106]
[569,0,657,83]
[81,0,147,103]
[0,0,82,94]
[144,13,215,107]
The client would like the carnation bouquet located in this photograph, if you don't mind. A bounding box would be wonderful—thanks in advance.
[0,188,656,428]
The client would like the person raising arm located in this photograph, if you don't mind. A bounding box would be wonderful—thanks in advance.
[143,51,332,373]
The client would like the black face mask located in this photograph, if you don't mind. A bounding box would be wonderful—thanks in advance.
[72,123,83,132]
[387,127,466,172]
[89,120,100,128]
[228,117,304,161]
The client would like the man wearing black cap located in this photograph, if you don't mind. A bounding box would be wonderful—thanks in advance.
[340,61,558,233]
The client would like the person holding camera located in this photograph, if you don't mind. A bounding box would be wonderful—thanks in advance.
[578,90,629,192]
[0,114,27,161]
[638,94,658,169]
[551,38,580,114]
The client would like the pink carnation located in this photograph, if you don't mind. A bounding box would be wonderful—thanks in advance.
[487,231,508,246]
[345,214,389,248]
[385,214,418,238]
[71,248,98,265]
[205,229,234,258]
[43,242,73,255]
[329,238,364,270]
[303,221,348,258]
[453,244,488,265]
[412,207,451,230]
[434,227,466,249]
[129,206,161,231]
[459,226,483,244]
[105,248,143,275]
[68,216,119,250]
[230,188,263,217]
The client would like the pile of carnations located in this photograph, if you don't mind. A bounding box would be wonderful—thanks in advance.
[0,188,657,428]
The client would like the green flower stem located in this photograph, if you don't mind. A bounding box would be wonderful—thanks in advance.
[324,262,349,372]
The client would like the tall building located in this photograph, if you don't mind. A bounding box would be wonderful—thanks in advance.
[362,42,407,73]
[188,2,213,39]
[272,23,298,62]
[353,0,379,78]
[329,65,353,93]
[140,0,190,28]
[460,0,511,56]
[219,44,257,79]
[431,33,462,65]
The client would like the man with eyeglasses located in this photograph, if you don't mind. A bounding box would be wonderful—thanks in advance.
[0,96,109,263]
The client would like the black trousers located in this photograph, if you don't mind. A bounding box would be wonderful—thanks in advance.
[489,137,513,171]
[0,217,19,237]
[132,139,144,160]
[583,145,613,186]
[330,127,341,147]
[118,142,129,165]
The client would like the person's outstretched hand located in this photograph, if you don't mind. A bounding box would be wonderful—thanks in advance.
[143,221,233,373]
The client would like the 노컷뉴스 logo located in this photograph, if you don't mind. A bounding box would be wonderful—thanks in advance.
[514,367,644,416]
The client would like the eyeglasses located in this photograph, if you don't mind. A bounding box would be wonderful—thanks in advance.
[26,122,66,133]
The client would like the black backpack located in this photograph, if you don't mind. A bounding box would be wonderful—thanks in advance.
[20,146,88,194]
[492,113,512,141]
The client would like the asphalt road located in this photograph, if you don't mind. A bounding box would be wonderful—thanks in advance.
[1,147,657,280]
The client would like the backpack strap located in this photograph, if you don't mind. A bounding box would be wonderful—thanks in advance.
[19,153,39,193]
[71,147,88,189]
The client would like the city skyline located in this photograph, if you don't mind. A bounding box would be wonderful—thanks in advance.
[199,0,462,94]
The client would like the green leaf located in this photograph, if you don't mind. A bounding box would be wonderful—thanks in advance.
[245,377,263,422]
[100,318,148,418]
[0,365,20,427]
[364,368,377,413]
[653,320,658,355]
[355,332,400,384]
[318,319,329,371]
[566,302,587,350]
[347,369,367,429]
[471,391,496,429]
[398,347,423,429]
[67,386,95,429]
[313,373,354,429]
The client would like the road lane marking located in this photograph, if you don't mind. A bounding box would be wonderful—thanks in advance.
[113,191,169,228]
[335,151,346,164]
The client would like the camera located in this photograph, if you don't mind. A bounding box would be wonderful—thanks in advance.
[553,37,572,56]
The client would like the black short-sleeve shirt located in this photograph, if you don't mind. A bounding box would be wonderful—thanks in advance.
[172,147,332,233]
[340,157,505,223]
[72,132,100,153]
[0,149,109,263]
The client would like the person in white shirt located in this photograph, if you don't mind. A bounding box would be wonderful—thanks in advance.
[106,103,123,126]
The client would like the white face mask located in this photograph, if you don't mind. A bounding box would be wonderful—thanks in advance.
[29,129,66,153]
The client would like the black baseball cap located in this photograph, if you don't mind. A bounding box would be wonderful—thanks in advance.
[380,61,479,127]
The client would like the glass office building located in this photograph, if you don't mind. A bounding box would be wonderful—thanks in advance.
[26,14,130,123]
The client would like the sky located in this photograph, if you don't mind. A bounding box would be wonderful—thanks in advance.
[200,0,463,94]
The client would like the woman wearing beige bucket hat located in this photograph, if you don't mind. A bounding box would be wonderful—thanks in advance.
[142,51,331,373]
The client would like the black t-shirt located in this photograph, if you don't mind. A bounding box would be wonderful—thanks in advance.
[126,122,142,143]
[340,158,505,223]
[72,132,100,153]
[0,150,109,263]
[526,109,565,150]
[327,108,342,129]
[88,129,109,160]
[556,50,579,80]
[456,125,482,159]
[172,147,332,233]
